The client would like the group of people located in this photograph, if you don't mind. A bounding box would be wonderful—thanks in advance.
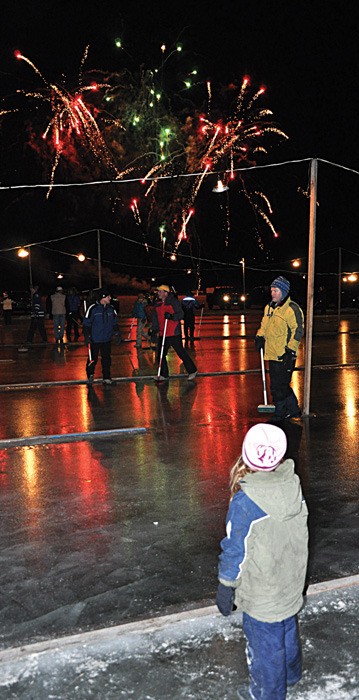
[25,285,83,345]
[18,275,304,418]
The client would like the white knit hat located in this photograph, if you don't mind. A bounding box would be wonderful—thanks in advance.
[242,423,287,471]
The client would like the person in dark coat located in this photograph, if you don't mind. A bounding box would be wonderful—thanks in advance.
[151,285,197,382]
[82,289,121,385]
[131,293,151,348]
[66,286,82,342]
[26,285,48,343]
[181,291,203,344]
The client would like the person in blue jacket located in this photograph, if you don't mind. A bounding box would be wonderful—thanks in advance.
[216,423,308,700]
[131,292,151,348]
[83,289,121,385]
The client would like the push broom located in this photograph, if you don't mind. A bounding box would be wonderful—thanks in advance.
[123,317,136,342]
[155,318,168,382]
[257,347,275,413]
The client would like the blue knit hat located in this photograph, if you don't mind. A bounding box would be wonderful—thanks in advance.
[271,276,290,297]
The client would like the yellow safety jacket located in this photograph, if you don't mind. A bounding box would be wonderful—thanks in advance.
[256,296,304,361]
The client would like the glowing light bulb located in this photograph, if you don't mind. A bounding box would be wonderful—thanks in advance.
[77,253,85,262]
[17,247,29,258]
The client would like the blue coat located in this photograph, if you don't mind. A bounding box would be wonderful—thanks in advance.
[83,302,119,343]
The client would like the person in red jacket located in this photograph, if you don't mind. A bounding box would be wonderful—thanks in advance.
[152,285,197,382]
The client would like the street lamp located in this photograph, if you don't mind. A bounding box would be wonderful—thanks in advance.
[240,258,246,311]
[292,259,301,268]
[77,253,86,262]
[17,247,33,286]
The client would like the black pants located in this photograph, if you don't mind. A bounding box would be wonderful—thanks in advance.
[86,341,111,379]
[183,315,195,340]
[156,335,197,378]
[67,313,82,340]
[3,310,12,325]
[269,359,300,418]
[27,317,47,342]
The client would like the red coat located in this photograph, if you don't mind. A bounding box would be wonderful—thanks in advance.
[152,293,183,336]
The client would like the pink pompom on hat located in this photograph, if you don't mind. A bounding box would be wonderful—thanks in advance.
[242,423,287,471]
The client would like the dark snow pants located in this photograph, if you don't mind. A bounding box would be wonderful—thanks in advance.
[269,359,301,418]
[242,612,302,700]
[156,335,196,378]
[86,341,112,380]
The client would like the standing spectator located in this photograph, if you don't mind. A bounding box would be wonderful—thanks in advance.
[144,292,158,349]
[216,423,308,700]
[316,285,327,315]
[1,292,14,325]
[83,289,121,385]
[152,284,197,382]
[131,292,151,349]
[50,286,67,344]
[66,286,82,342]
[26,285,48,343]
[254,276,304,421]
[181,290,203,344]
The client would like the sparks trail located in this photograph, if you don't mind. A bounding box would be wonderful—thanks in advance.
[14,49,127,197]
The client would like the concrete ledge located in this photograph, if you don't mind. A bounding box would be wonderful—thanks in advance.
[0,427,147,448]
[0,574,358,664]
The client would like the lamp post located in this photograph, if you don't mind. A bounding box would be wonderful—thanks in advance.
[97,229,102,288]
[240,258,246,311]
[17,247,33,287]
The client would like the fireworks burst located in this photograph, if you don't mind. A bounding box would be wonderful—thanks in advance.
[104,68,288,250]
[4,40,288,260]
[13,48,127,196]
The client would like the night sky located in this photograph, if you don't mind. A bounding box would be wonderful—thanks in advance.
[1,0,358,294]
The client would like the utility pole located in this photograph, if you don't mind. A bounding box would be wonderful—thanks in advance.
[337,247,342,332]
[303,158,318,416]
[28,248,33,287]
[97,229,102,288]
[241,258,246,311]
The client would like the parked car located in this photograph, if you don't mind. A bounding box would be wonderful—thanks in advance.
[206,286,243,310]
[205,285,271,310]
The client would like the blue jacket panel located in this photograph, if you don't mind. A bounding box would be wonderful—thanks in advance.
[219,491,267,582]
[83,302,119,343]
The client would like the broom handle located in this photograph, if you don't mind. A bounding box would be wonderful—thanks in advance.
[127,318,135,340]
[157,318,168,378]
[260,347,268,406]
[197,306,204,337]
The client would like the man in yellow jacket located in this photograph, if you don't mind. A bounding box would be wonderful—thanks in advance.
[255,276,304,421]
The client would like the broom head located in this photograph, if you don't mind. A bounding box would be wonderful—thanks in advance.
[257,403,275,413]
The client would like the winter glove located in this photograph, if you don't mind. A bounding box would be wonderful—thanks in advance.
[216,583,235,617]
[113,333,122,346]
[84,333,91,346]
[164,312,174,320]
[254,335,265,352]
[278,346,296,369]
